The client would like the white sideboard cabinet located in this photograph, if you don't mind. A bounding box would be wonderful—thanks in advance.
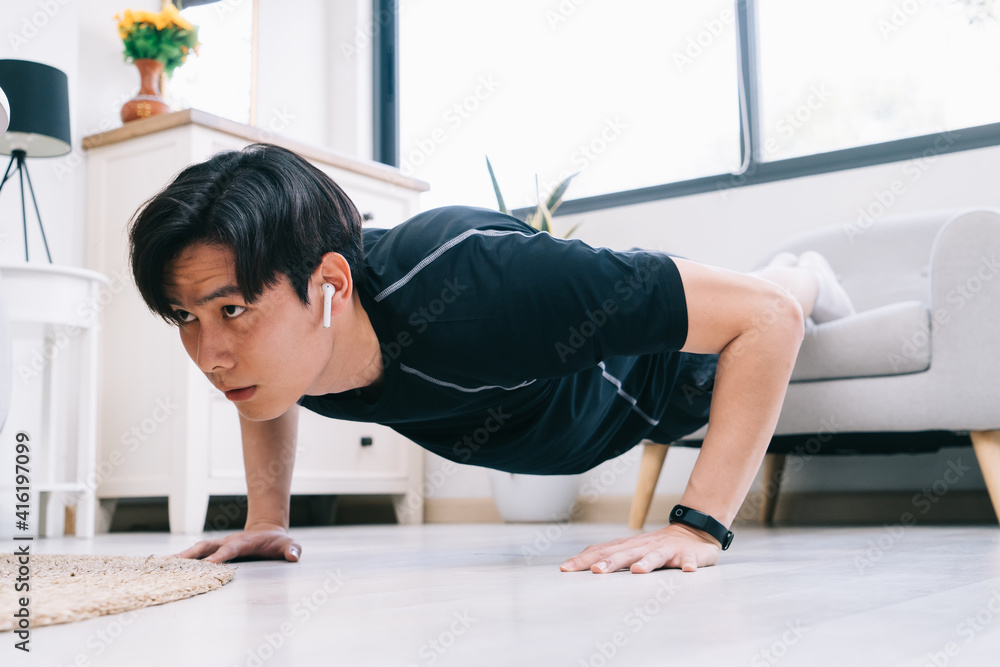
[82,109,430,533]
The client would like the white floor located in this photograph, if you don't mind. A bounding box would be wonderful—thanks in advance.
[6,523,1000,667]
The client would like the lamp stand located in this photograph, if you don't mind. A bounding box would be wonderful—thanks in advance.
[0,148,54,263]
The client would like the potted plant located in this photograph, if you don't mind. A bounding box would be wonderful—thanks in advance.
[485,156,584,239]
[484,157,587,522]
[487,468,584,523]
[114,2,200,122]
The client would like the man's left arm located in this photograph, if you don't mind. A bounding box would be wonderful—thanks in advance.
[559,257,806,574]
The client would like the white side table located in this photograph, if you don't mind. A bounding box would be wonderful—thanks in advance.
[0,263,109,538]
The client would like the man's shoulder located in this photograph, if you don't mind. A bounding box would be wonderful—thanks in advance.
[399,204,533,238]
[362,205,534,263]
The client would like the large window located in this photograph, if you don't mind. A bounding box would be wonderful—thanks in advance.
[756,0,1000,161]
[399,0,741,211]
[389,1,1000,214]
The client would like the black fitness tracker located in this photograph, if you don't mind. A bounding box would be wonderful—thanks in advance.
[669,504,734,551]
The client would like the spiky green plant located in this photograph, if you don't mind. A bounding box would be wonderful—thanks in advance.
[486,156,583,239]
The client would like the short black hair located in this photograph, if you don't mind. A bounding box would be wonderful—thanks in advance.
[127,143,365,325]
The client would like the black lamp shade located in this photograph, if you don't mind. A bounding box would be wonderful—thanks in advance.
[0,59,71,158]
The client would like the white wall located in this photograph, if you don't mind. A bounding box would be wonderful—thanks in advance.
[1,1,990,508]
[256,0,374,159]
[0,0,82,266]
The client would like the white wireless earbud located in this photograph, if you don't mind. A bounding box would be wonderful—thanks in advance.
[322,283,336,328]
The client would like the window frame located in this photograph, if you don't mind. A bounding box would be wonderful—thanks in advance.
[377,0,1000,217]
[373,0,399,167]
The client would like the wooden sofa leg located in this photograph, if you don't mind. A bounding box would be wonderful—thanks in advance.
[970,429,1000,524]
[759,453,786,525]
[629,440,670,531]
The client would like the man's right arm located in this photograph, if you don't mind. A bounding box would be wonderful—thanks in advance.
[170,404,303,563]
[243,403,298,530]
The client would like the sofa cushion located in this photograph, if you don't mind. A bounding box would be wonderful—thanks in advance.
[790,300,931,382]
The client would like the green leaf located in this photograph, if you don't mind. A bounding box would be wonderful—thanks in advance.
[536,186,556,234]
[561,220,584,239]
[485,156,510,216]
[545,171,579,215]
[534,174,550,234]
[537,199,556,234]
[120,22,199,78]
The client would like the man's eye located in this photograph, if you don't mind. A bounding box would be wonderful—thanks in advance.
[223,305,246,318]
[173,310,194,324]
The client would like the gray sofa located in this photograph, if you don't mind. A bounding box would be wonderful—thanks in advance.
[630,208,1000,530]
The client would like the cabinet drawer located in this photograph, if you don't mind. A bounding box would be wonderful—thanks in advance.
[208,396,409,482]
[348,184,409,230]
[296,408,409,480]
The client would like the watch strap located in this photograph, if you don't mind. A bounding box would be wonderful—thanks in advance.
[669,504,734,550]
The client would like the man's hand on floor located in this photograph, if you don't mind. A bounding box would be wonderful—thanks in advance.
[170,521,302,564]
[559,523,721,574]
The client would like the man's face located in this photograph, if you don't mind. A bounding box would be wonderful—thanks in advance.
[163,242,325,421]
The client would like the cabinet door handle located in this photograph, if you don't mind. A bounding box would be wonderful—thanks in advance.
[360,436,374,447]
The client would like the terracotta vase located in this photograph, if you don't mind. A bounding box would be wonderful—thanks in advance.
[120,58,171,123]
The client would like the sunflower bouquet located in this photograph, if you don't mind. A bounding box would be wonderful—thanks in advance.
[114,2,200,77]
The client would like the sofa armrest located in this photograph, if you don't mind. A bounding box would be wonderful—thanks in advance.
[928,209,1000,392]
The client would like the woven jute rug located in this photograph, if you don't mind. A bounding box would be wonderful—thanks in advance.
[0,554,234,631]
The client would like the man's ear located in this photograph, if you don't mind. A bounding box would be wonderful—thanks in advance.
[313,251,353,303]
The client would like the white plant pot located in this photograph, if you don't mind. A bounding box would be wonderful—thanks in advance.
[488,469,582,523]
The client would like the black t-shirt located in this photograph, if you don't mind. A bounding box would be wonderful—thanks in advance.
[297,205,718,474]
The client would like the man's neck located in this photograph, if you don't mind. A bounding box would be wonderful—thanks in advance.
[309,287,385,399]
[348,288,384,392]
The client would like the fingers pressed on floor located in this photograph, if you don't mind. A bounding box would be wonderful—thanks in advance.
[174,541,210,559]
